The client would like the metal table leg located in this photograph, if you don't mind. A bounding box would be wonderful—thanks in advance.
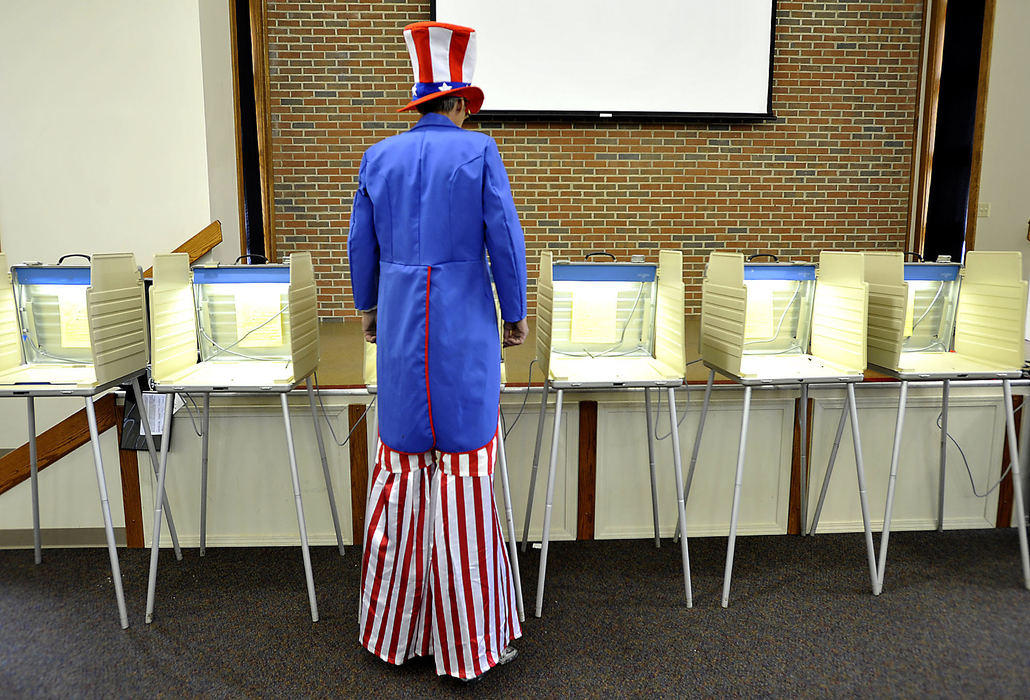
[799,384,809,534]
[145,393,175,624]
[84,396,129,629]
[132,381,182,561]
[667,387,692,607]
[281,392,319,622]
[496,417,525,622]
[721,385,752,608]
[27,398,40,565]
[522,382,550,552]
[847,383,878,594]
[675,369,714,542]
[810,399,849,535]
[1002,380,1030,589]
[876,379,909,595]
[644,387,661,548]
[937,379,950,532]
[534,388,563,617]
[307,377,345,556]
[199,393,211,556]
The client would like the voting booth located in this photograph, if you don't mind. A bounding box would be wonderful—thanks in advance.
[143,252,344,624]
[692,250,878,606]
[0,252,173,628]
[848,250,1030,594]
[524,250,691,617]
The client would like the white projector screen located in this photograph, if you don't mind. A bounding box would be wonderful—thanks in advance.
[432,0,775,118]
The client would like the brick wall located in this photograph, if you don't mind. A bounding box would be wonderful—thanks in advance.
[267,1,923,319]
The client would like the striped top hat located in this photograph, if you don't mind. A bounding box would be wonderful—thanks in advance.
[399,21,485,114]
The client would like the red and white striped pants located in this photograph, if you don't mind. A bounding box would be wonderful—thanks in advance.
[358,430,522,680]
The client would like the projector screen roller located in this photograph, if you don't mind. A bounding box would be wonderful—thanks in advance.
[432,0,775,118]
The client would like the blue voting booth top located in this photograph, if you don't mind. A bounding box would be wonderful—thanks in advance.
[903,263,960,282]
[191,265,291,285]
[13,266,91,286]
[552,263,656,283]
[743,263,816,281]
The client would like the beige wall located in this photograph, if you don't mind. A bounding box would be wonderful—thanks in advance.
[198,0,243,265]
[976,0,1030,514]
[976,1,1030,282]
[0,0,240,267]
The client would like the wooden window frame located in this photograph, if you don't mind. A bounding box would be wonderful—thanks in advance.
[229,0,277,263]
[909,0,996,257]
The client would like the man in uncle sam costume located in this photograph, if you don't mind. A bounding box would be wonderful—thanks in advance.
[348,21,528,682]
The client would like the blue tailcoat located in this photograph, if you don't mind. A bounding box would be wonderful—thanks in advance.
[348,113,527,454]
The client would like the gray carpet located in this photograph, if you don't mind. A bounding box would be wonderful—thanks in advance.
[1,529,1029,697]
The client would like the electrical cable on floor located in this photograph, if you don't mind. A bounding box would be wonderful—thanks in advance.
[937,402,1023,499]
[502,358,537,440]
[312,371,375,447]
[654,359,703,440]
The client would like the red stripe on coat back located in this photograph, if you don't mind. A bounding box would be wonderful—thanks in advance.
[424,267,436,447]
[448,31,470,82]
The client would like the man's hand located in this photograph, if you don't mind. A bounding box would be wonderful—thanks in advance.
[361,309,377,343]
[503,318,529,347]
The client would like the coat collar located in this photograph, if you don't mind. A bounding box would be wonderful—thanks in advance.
[411,112,461,130]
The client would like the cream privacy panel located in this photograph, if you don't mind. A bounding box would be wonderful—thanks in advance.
[700,252,747,377]
[810,251,868,374]
[955,251,1026,369]
[536,251,554,378]
[0,255,21,372]
[863,251,907,370]
[363,341,377,387]
[150,253,199,383]
[288,252,320,381]
[655,250,685,375]
[86,253,148,385]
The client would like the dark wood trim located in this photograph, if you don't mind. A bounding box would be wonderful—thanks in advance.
[905,0,931,251]
[0,394,118,497]
[114,401,144,548]
[228,0,248,257]
[995,393,1021,528]
[576,401,597,540]
[787,396,815,535]
[142,221,224,278]
[911,0,947,256]
[348,404,371,546]
[249,0,277,262]
[962,0,996,252]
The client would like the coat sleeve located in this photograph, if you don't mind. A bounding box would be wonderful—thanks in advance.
[347,155,380,312]
[482,139,528,323]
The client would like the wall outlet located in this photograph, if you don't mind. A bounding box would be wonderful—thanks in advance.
[977,202,991,217]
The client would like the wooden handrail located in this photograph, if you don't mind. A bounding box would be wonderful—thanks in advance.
[0,394,119,495]
[0,393,144,548]
[142,220,223,278]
